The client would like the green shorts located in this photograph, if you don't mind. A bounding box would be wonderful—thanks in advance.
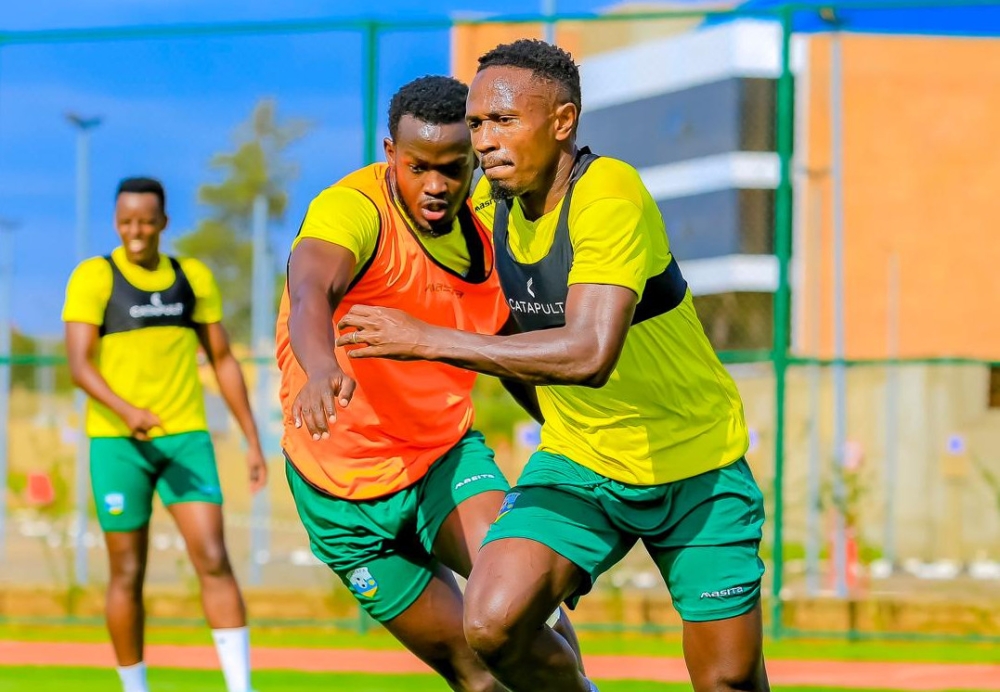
[483,453,765,622]
[90,431,223,533]
[286,429,510,623]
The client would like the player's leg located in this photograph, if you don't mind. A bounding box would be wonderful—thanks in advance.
[463,451,633,692]
[168,502,244,626]
[464,537,592,692]
[419,430,584,668]
[285,459,502,692]
[90,437,158,692]
[645,459,769,692]
[158,432,249,692]
[382,562,504,692]
[104,528,150,665]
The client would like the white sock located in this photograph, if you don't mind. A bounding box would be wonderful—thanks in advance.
[116,662,149,692]
[212,626,252,692]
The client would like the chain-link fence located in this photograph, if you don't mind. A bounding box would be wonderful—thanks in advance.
[3,1,1000,640]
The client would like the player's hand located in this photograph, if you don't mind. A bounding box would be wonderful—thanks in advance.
[291,367,357,440]
[337,305,434,360]
[246,445,268,494]
[121,406,162,441]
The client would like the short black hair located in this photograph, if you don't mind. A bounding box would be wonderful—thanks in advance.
[116,176,166,213]
[477,39,581,112]
[387,75,469,139]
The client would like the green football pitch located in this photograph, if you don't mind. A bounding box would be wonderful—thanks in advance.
[0,667,982,692]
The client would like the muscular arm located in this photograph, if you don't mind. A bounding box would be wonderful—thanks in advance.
[340,283,637,388]
[288,239,356,379]
[196,322,262,451]
[287,239,358,437]
[496,317,543,422]
[65,321,162,439]
[65,322,136,419]
[196,321,269,492]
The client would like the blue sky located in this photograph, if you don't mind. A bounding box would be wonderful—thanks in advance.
[1,0,629,337]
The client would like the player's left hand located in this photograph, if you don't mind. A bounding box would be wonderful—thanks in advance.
[336,305,434,360]
[246,445,268,494]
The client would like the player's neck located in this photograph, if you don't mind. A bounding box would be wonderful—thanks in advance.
[519,147,577,221]
[127,250,161,271]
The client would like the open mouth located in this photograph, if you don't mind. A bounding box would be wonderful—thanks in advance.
[127,240,147,254]
[419,201,451,223]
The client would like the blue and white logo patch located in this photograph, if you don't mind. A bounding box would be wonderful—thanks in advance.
[495,492,521,522]
[104,492,125,516]
[347,567,378,598]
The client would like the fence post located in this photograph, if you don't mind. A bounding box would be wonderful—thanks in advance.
[771,5,795,640]
[362,21,380,166]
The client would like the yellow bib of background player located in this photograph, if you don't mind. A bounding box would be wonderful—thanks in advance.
[62,247,223,438]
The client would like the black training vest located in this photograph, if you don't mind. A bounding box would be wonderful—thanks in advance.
[100,255,197,337]
[493,147,689,332]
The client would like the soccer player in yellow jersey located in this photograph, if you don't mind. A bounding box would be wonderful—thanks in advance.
[339,41,770,692]
[62,177,267,692]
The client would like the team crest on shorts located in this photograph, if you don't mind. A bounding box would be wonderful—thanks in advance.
[104,492,125,516]
[495,492,521,522]
[348,567,379,598]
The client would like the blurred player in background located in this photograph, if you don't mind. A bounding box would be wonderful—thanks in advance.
[63,176,267,692]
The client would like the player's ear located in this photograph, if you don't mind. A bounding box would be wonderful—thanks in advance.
[383,137,395,165]
[553,102,577,142]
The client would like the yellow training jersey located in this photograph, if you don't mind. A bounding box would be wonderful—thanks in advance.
[62,247,223,438]
[473,155,749,485]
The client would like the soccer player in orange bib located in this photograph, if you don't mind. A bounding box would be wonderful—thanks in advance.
[276,75,580,692]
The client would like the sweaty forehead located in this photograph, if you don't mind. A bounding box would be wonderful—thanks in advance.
[468,66,555,113]
[396,116,470,158]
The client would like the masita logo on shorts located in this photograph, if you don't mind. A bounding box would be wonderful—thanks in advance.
[700,586,745,599]
[348,567,379,599]
[129,292,184,319]
[104,492,125,516]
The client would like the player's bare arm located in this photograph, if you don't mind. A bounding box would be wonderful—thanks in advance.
[338,282,636,387]
[495,316,543,422]
[65,320,162,440]
[287,238,358,439]
[196,321,268,493]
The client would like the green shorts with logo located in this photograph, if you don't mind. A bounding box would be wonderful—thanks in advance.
[90,431,223,533]
[483,452,765,622]
[286,429,510,623]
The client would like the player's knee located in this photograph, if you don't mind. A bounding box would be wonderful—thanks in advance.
[108,557,144,593]
[192,542,232,578]
[463,605,517,667]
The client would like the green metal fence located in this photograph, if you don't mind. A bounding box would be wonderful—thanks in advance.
[3,2,1000,642]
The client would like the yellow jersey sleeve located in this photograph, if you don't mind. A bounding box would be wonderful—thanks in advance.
[178,258,223,324]
[292,186,380,270]
[566,159,660,299]
[471,175,497,231]
[62,257,113,325]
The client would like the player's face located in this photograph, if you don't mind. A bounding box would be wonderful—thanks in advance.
[467,65,568,200]
[115,192,167,268]
[385,115,475,235]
